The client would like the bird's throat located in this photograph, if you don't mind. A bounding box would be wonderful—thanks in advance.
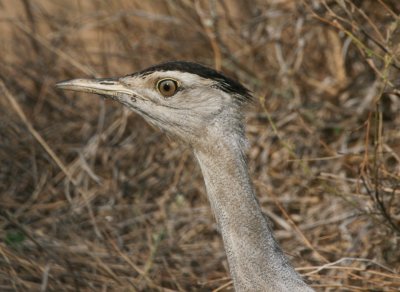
[193,137,311,291]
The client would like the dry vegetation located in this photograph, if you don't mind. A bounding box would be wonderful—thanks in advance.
[0,0,399,291]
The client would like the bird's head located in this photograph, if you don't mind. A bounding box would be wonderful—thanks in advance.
[56,61,252,148]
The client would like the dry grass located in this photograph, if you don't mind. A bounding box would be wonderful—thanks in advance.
[0,0,399,291]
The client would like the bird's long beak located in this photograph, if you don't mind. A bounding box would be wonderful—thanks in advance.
[55,78,134,98]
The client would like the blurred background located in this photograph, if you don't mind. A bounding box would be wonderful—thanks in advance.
[0,0,399,291]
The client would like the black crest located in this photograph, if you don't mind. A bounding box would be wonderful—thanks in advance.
[134,61,252,103]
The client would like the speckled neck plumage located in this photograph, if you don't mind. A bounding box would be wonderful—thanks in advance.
[193,130,312,291]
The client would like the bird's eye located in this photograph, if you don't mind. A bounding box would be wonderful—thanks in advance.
[157,79,178,97]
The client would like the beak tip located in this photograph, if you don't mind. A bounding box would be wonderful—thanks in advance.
[54,78,128,96]
[55,80,73,89]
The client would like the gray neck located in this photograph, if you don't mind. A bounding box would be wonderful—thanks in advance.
[193,132,312,291]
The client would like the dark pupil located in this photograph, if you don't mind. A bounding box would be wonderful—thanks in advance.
[163,82,171,92]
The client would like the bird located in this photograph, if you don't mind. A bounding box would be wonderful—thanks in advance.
[56,61,313,291]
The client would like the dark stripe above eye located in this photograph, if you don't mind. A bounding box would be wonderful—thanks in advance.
[128,61,252,104]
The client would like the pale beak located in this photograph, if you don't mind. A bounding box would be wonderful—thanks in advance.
[55,78,134,99]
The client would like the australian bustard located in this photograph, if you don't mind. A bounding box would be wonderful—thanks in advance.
[56,61,313,291]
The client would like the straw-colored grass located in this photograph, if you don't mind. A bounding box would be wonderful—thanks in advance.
[1,1,399,291]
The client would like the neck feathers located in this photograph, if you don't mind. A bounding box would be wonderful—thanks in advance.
[193,131,311,291]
